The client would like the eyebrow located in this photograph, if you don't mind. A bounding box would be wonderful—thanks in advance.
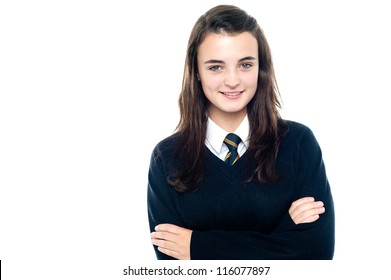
[204,56,257,64]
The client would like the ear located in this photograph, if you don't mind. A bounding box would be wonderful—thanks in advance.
[196,73,200,81]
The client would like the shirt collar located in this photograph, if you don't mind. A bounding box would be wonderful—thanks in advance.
[206,115,250,154]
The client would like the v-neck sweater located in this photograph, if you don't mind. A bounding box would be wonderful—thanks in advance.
[147,120,335,260]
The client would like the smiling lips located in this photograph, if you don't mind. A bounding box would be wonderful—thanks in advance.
[221,91,244,98]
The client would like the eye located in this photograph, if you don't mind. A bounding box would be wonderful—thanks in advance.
[209,65,222,72]
[240,63,252,69]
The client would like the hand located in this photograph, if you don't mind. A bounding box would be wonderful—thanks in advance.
[289,197,325,224]
[150,224,192,260]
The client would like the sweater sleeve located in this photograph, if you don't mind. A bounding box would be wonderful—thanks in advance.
[190,127,335,260]
[147,147,187,260]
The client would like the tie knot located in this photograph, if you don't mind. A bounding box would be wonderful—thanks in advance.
[223,133,241,152]
[223,133,241,165]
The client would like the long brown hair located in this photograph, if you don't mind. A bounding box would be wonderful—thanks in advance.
[168,5,285,192]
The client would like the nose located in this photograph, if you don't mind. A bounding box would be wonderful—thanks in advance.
[224,69,240,88]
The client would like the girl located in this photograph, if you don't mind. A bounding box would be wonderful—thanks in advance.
[148,4,334,260]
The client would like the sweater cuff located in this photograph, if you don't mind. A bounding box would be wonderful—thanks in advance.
[190,230,215,260]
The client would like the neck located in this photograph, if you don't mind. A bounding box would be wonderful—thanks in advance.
[208,110,246,132]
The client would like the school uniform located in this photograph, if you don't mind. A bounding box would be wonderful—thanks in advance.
[147,117,335,260]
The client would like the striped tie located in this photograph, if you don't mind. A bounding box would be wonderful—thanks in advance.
[223,133,242,165]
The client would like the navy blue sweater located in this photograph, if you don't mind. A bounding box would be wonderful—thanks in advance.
[147,121,335,260]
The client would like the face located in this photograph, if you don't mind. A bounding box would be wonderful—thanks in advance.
[197,32,259,123]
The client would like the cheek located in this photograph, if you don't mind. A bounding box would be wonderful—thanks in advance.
[243,74,258,99]
[243,72,259,87]
[201,75,221,93]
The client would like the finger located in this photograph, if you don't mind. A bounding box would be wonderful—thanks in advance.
[290,201,324,220]
[301,214,320,223]
[294,207,325,224]
[151,235,176,250]
[151,231,178,243]
[151,233,189,260]
[151,238,180,259]
[289,197,314,214]
[157,246,180,259]
[291,201,324,218]
[155,224,182,234]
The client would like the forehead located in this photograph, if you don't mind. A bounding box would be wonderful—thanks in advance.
[198,32,258,59]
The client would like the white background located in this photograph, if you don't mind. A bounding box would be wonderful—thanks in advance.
[1,0,390,279]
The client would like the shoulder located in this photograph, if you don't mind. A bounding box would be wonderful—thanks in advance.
[153,133,179,151]
[150,133,180,163]
[283,119,311,135]
[280,120,321,151]
[282,120,316,141]
[277,120,325,177]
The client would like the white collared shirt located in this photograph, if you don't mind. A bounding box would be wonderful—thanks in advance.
[205,115,250,161]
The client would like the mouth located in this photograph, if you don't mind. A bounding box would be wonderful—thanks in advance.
[220,91,244,98]
[221,91,243,96]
